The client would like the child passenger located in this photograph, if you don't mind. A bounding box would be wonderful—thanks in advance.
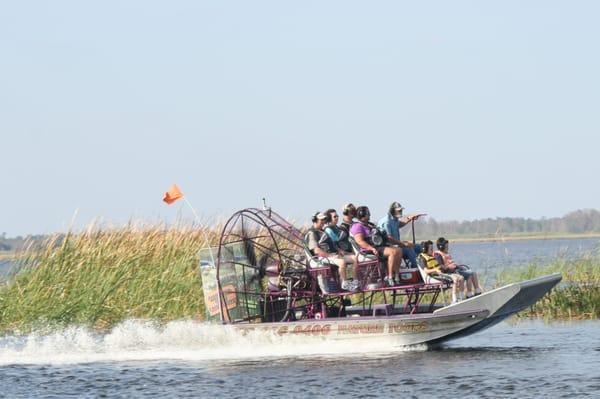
[418,240,465,304]
[434,237,483,297]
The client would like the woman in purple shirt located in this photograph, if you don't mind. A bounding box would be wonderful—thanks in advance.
[350,206,403,287]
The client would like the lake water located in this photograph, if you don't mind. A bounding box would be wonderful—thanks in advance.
[0,237,599,397]
[0,320,598,398]
[450,237,600,272]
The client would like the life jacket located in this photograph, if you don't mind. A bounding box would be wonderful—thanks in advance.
[305,227,335,255]
[329,225,351,253]
[340,221,352,232]
[419,253,440,270]
[434,250,455,268]
[358,221,388,247]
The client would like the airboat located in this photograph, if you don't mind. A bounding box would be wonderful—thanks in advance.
[198,208,561,347]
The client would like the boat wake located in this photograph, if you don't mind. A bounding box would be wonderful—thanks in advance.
[0,319,427,365]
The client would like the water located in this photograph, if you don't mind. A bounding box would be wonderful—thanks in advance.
[0,259,13,279]
[0,320,598,398]
[450,237,600,272]
[1,237,599,397]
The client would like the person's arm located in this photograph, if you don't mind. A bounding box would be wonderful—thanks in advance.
[379,218,403,246]
[434,253,449,271]
[434,253,444,265]
[424,267,442,275]
[422,260,442,275]
[441,253,457,271]
[398,213,426,228]
[354,233,378,256]
[419,255,442,275]
[307,231,329,258]
[314,247,330,258]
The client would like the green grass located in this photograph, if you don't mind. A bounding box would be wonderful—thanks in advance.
[0,223,220,333]
[1,223,598,334]
[495,252,600,320]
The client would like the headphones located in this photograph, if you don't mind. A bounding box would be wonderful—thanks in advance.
[342,203,356,216]
[356,206,370,219]
[436,237,449,250]
[389,201,403,216]
[311,212,320,223]
[422,240,434,253]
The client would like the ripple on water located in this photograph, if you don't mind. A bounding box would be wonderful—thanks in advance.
[0,320,599,398]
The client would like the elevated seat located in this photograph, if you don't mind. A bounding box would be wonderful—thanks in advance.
[416,256,452,305]
[416,256,452,285]
[303,245,339,294]
[347,237,383,288]
[372,303,393,316]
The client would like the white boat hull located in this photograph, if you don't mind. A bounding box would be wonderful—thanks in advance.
[233,274,562,347]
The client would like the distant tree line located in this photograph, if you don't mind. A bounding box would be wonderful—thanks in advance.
[414,209,600,238]
[0,234,47,252]
[1,209,600,251]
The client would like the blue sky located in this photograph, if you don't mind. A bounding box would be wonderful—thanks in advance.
[1,1,599,236]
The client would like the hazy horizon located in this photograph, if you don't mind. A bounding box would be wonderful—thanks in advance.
[2,1,599,236]
[2,207,599,239]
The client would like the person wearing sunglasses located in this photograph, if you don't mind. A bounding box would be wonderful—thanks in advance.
[323,208,360,288]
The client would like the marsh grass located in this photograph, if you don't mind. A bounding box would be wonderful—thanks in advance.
[1,223,599,334]
[495,251,600,320]
[0,222,221,333]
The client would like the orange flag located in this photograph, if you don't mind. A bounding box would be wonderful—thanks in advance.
[163,184,184,205]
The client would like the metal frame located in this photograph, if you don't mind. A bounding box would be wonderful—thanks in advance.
[214,208,449,324]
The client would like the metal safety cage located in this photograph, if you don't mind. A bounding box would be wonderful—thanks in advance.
[215,208,309,323]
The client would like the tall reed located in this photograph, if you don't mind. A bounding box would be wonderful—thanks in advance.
[0,222,219,333]
[2,223,599,333]
[495,251,600,320]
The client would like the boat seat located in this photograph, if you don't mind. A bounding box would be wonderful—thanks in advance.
[347,237,383,287]
[302,245,339,294]
[348,236,380,262]
[372,303,393,317]
[348,235,411,268]
[417,257,454,286]
[303,245,338,269]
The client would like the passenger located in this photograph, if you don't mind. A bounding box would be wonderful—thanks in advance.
[378,201,424,268]
[350,206,402,287]
[323,209,361,285]
[418,240,465,304]
[304,211,359,292]
[324,208,353,254]
[339,203,356,235]
[434,237,483,297]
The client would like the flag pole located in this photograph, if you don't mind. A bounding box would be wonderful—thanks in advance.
[164,185,215,260]
[175,189,221,321]
[183,197,201,223]
[182,197,214,248]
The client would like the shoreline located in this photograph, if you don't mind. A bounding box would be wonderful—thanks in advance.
[431,233,600,244]
[0,252,15,260]
[2,233,600,250]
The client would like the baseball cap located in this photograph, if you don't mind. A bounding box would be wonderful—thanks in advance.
[390,201,404,214]
[314,211,328,220]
